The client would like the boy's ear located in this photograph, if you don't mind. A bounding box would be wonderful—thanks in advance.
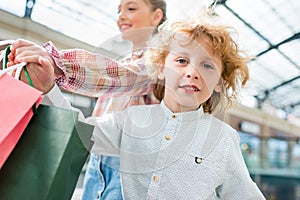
[214,78,223,93]
[152,9,163,26]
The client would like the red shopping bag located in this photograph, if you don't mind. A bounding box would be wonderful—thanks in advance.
[0,74,42,169]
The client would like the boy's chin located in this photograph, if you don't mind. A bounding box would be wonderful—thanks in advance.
[178,102,201,112]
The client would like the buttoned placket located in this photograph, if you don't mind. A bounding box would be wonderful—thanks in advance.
[146,113,180,200]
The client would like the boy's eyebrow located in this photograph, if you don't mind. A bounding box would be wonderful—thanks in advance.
[170,49,214,60]
[169,51,189,57]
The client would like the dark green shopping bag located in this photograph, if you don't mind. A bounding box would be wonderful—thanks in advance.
[0,104,94,200]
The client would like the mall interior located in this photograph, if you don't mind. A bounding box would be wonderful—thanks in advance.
[1,0,300,199]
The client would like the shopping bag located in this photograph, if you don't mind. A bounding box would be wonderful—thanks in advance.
[0,42,41,169]
[0,74,42,169]
[0,104,94,200]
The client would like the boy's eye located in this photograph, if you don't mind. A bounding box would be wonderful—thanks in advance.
[203,63,214,69]
[128,7,136,11]
[176,58,188,65]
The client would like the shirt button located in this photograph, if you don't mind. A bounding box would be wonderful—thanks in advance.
[195,157,203,164]
[153,175,159,182]
[165,135,171,140]
[172,114,176,119]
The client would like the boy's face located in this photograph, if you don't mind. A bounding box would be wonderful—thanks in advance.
[159,36,223,113]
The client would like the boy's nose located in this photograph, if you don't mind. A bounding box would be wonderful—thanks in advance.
[185,67,199,80]
[186,74,199,79]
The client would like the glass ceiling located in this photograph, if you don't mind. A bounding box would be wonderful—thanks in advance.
[0,0,300,122]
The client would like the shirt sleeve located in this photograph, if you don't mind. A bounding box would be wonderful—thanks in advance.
[42,83,123,156]
[42,41,154,98]
[88,112,124,156]
[216,131,266,200]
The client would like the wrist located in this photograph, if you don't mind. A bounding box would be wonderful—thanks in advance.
[43,82,56,94]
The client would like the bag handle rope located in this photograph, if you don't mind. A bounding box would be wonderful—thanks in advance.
[0,46,34,87]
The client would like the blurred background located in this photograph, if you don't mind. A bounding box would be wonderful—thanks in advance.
[1,0,300,199]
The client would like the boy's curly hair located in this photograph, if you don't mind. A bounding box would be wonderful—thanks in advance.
[146,9,251,114]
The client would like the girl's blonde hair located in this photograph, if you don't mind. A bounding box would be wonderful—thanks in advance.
[146,9,251,113]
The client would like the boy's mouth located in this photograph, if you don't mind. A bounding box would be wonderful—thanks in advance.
[179,85,200,92]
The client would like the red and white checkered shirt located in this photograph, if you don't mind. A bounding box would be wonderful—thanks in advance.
[43,41,160,116]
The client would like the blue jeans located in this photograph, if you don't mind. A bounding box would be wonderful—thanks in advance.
[81,154,123,200]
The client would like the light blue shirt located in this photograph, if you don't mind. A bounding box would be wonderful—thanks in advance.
[90,102,266,200]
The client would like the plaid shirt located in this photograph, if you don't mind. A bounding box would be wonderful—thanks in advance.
[43,42,160,116]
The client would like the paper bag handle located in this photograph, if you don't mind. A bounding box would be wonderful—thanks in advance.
[0,46,34,87]
[0,46,23,78]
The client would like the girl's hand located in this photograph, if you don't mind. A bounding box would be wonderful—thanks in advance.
[8,38,55,68]
[20,58,56,94]
[8,39,56,94]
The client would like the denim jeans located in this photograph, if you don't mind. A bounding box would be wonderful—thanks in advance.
[81,154,123,200]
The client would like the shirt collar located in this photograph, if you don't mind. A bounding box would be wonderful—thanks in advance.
[132,48,146,58]
[120,48,146,63]
[160,100,204,121]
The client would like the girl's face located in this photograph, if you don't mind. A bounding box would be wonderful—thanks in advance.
[159,36,223,113]
[117,0,161,45]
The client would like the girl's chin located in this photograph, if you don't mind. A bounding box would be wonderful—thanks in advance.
[121,32,135,40]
